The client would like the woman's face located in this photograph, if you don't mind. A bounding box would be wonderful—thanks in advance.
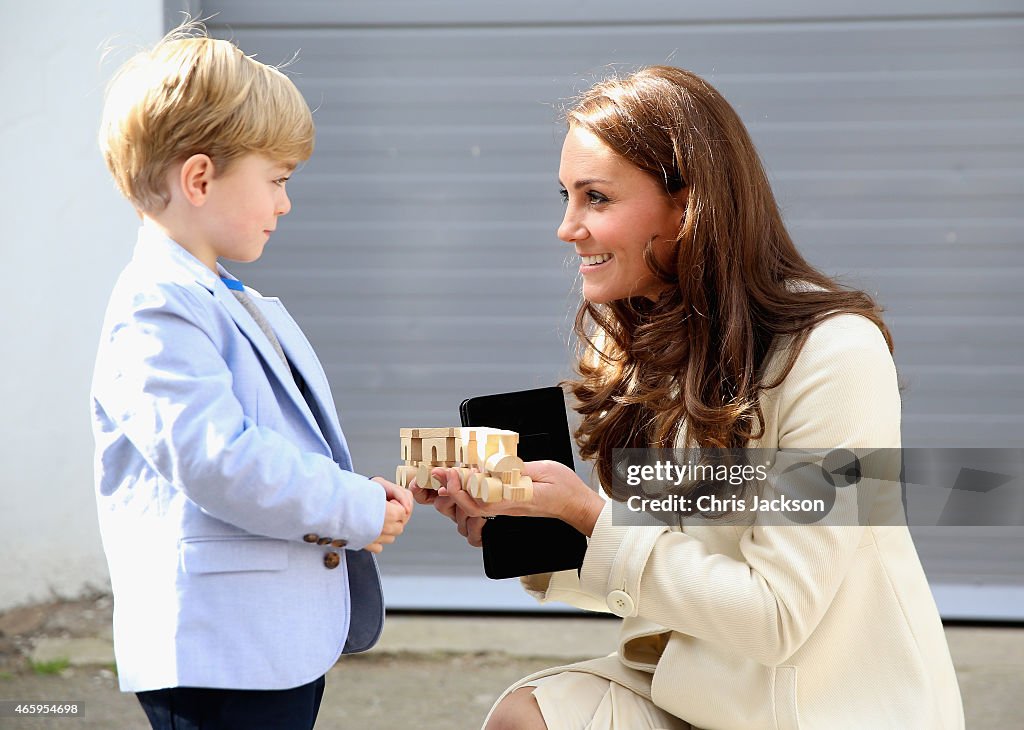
[557,125,685,304]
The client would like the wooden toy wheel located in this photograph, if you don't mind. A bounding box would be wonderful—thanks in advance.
[480,476,503,503]
[467,472,483,499]
[395,465,417,487]
[454,467,473,489]
[416,463,440,490]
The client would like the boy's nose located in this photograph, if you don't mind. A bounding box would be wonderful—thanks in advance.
[277,190,291,216]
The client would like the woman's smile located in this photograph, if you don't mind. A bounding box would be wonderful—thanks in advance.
[579,252,614,270]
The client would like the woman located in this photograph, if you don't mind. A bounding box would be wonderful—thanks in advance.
[415,66,964,730]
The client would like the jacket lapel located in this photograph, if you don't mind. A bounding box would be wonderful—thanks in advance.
[247,293,353,470]
[213,285,334,448]
[133,223,344,464]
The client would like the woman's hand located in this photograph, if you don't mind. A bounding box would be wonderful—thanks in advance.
[410,478,453,517]
[374,476,414,516]
[410,476,487,547]
[434,460,605,537]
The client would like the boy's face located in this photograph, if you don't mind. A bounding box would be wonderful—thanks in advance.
[198,153,295,266]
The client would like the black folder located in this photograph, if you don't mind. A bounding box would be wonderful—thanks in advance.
[459,386,589,579]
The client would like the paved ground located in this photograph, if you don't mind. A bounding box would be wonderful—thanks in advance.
[0,596,1021,729]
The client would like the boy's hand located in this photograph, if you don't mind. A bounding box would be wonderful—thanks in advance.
[363,500,408,554]
[364,477,413,554]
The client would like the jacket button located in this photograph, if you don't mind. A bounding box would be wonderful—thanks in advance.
[330,539,348,548]
[323,551,340,569]
[317,537,333,545]
[303,534,319,543]
[606,590,636,617]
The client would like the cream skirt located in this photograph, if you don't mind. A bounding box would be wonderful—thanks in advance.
[482,656,694,730]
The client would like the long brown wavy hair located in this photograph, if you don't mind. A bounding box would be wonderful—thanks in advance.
[564,66,892,491]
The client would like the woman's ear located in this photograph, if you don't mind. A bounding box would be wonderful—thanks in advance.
[672,188,689,229]
[671,186,689,212]
[179,153,215,207]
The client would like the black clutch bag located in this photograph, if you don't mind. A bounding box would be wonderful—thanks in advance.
[459,386,589,579]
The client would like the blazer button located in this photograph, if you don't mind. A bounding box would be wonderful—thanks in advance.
[323,551,340,569]
[303,534,319,543]
[316,537,333,546]
[330,539,348,548]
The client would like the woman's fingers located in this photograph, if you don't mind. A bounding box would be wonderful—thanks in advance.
[409,484,436,505]
[448,485,489,518]
[466,516,486,548]
[432,466,462,497]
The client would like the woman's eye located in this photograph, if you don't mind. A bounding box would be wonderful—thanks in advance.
[587,191,609,205]
[559,188,569,204]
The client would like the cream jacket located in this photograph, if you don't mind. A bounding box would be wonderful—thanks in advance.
[520,314,964,729]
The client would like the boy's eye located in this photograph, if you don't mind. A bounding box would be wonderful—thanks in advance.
[273,176,291,186]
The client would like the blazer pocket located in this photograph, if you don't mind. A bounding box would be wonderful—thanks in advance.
[773,665,800,730]
[179,535,289,575]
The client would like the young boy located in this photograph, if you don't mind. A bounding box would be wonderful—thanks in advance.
[92,23,412,729]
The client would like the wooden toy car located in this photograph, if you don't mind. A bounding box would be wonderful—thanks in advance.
[397,427,533,502]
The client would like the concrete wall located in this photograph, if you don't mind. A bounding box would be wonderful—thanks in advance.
[0,1,163,610]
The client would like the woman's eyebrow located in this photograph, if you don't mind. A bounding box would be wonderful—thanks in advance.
[560,178,612,189]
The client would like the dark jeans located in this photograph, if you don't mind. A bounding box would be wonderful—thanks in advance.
[136,675,326,730]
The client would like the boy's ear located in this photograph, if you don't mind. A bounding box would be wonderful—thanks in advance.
[179,154,215,207]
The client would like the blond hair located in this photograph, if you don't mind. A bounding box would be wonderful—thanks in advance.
[99,21,314,213]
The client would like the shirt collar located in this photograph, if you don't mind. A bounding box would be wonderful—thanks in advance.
[134,219,240,294]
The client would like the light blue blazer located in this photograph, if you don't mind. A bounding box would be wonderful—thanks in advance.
[91,222,386,692]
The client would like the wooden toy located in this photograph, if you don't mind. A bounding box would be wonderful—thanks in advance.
[397,427,533,502]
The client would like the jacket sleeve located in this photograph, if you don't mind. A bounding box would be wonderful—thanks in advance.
[520,567,613,614]
[93,283,386,548]
[573,314,901,665]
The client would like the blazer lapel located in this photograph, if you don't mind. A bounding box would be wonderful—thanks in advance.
[134,229,303,409]
[131,225,341,462]
[211,285,334,455]
[249,294,354,470]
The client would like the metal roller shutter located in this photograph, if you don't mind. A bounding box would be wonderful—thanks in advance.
[188,1,1024,617]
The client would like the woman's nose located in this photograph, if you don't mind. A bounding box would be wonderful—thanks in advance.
[557,207,586,243]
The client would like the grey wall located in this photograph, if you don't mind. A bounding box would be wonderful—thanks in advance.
[200,2,1024,615]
